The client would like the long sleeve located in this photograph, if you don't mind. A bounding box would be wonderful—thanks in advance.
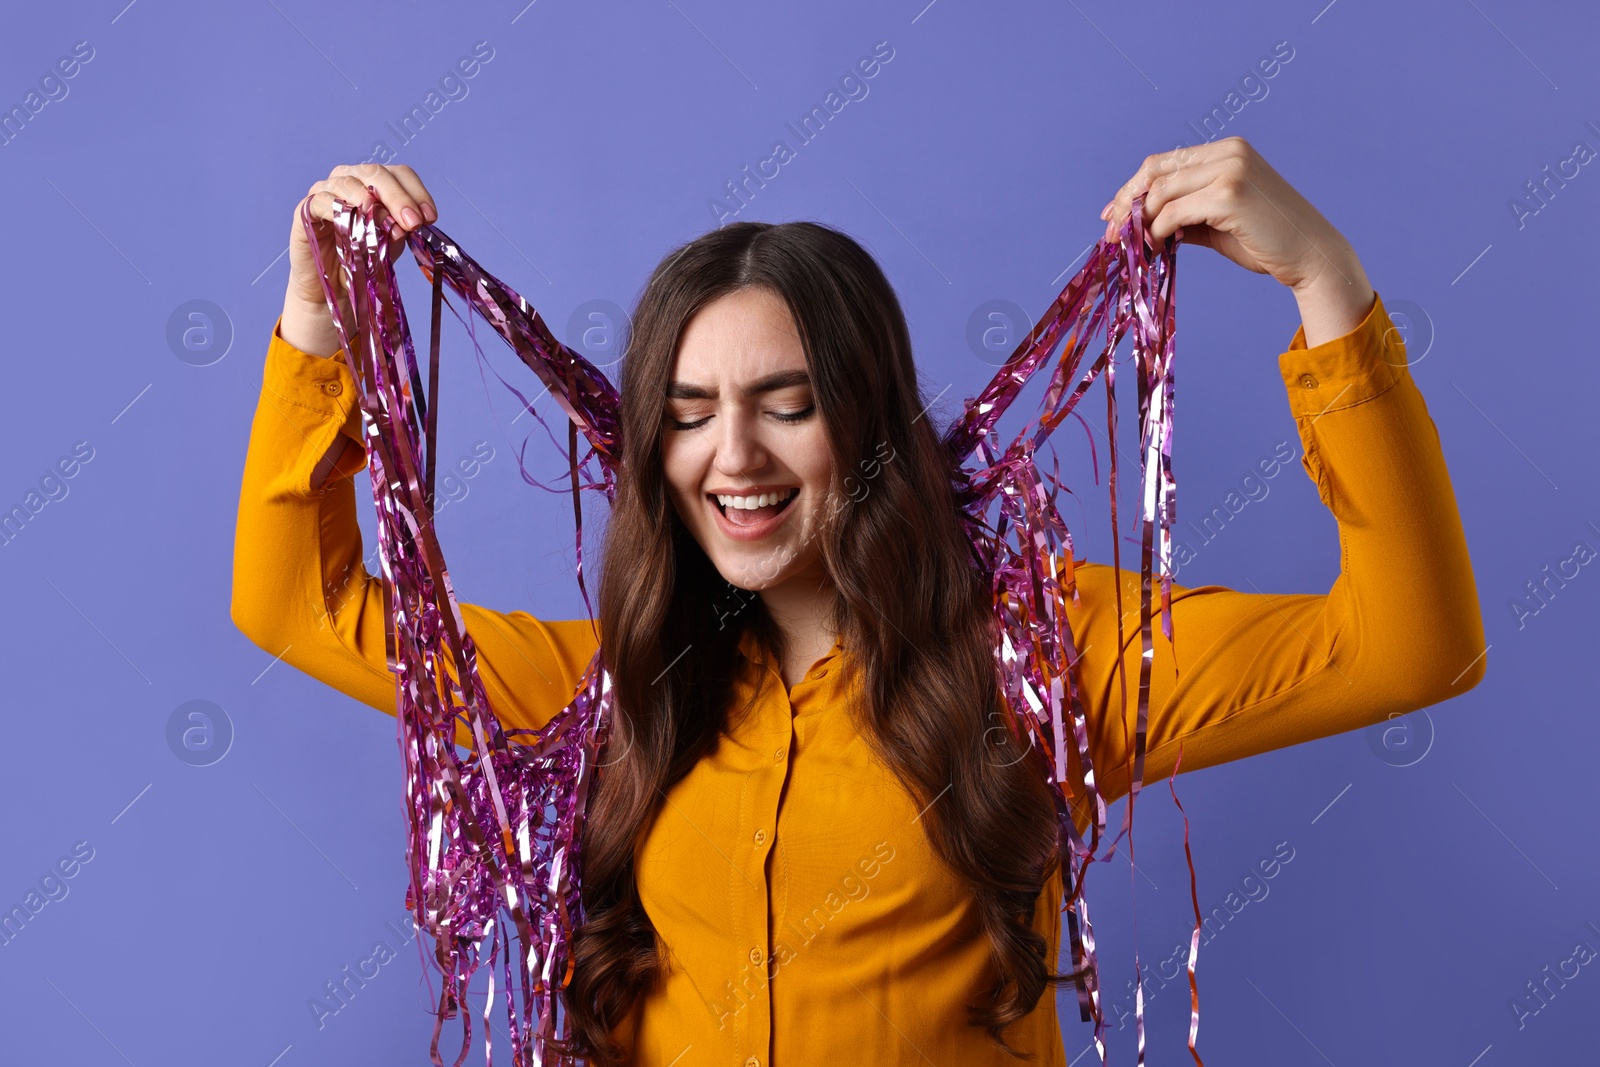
[229,317,601,749]
[1065,290,1487,807]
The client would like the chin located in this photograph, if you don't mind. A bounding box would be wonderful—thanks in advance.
[671,490,828,591]
[719,549,798,590]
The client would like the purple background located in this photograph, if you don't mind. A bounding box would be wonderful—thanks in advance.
[2,1,1595,1063]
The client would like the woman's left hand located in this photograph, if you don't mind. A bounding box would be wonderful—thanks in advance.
[1101,136,1375,345]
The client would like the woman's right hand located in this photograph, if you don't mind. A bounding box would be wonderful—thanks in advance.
[280,163,438,356]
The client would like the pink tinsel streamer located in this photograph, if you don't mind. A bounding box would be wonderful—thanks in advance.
[300,188,1200,1066]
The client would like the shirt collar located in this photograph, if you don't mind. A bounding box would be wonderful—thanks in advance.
[736,628,846,668]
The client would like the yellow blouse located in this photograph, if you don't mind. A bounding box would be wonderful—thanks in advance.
[231,290,1486,1066]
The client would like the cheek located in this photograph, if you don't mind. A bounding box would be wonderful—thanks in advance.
[659,440,702,514]
[797,428,834,485]
[656,440,681,496]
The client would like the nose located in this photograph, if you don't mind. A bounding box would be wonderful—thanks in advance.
[712,407,770,481]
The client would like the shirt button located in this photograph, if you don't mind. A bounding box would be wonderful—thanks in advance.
[745,1059,760,1067]
[774,747,786,761]
[754,829,767,845]
[1298,373,1318,389]
[749,946,763,964]
[323,380,343,396]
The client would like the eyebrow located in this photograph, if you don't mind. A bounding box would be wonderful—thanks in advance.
[665,369,813,400]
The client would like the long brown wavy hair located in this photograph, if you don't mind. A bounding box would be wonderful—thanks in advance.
[557,220,1083,1063]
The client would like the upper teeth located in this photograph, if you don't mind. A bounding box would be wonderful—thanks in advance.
[716,488,798,510]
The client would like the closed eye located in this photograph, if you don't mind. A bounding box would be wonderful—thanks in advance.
[667,414,709,431]
[667,404,815,431]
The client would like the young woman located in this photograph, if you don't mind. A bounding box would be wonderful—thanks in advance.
[232,137,1486,1066]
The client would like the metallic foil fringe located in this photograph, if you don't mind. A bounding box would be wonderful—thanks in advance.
[941,198,1202,1066]
[300,190,1202,1065]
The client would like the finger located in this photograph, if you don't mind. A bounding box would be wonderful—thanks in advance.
[330,175,410,259]
[1103,142,1225,238]
[1106,158,1215,244]
[1146,185,1233,245]
[330,163,429,234]
[300,181,331,221]
[1105,145,1201,212]
[326,173,405,239]
[305,175,376,220]
[385,221,410,262]
[299,184,409,272]
[301,186,360,226]
[385,164,438,224]
[302,173,393,236]
[1171,222,1216,250]
[1140,158,1229,240]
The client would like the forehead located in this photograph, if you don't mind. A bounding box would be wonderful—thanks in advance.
[671,287,808,384]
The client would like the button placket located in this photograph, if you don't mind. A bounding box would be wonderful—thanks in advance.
[743,675,791,1064]
[754,708,796,1067]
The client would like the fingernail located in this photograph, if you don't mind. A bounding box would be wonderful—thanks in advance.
[402,207,422,228]
[420,202,436,222]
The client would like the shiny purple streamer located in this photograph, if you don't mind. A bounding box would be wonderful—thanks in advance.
[301,187,1198,1065]
[301,195,619,1066]
[941,196,1192,1064]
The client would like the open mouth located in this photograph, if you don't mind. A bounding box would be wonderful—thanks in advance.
[710,487,799,528]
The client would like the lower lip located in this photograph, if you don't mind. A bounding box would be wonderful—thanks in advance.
[709,492,798,542]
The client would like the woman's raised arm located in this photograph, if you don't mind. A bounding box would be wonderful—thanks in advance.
[1068,290,1487,803]
[1068,139,1491,803]
[230,165,600,748]
[230,317,601,747]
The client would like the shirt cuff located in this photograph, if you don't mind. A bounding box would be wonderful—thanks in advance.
[265,315,364,445]
[1277,290,1406,419]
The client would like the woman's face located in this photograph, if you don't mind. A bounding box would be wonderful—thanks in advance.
[661,286,835,593]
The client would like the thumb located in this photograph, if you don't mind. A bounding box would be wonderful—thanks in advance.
[386,223,415,266]
[1164,222,1212,249]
